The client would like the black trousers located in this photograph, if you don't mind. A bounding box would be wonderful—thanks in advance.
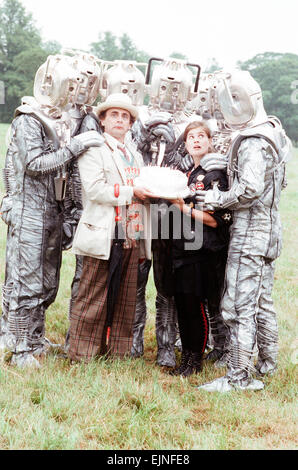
[173,249,228,354]
[174,293,209,354]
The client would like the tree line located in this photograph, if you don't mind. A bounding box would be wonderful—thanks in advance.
[0,0,297,142]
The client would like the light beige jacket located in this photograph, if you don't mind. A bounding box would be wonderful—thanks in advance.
[72,132,151,260]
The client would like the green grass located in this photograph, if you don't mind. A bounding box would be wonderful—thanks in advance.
[0,123,297,450]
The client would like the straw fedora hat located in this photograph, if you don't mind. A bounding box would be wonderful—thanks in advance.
[96,93,139,120]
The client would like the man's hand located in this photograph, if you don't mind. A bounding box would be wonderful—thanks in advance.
[133,187,156,201]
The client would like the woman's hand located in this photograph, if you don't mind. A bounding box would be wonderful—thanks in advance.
[170,197,185,210]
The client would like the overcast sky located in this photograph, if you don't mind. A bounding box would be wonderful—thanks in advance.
[11,0,298,69]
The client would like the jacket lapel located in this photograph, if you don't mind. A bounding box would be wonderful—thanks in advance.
[126,138,144,168]
[104,134,128,184]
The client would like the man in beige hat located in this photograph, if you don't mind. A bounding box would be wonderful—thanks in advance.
[68,93,154,361]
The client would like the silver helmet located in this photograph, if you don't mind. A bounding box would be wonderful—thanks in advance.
[216,70,268,129]
[68,53,102,106]
[100,60,146,106]
[34,53,102,110]
[191,71,232,133]
[34,55,80,109]
[193,73,221,118]
[146,57,200,113]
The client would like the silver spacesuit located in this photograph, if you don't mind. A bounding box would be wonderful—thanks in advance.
[130,58,201,367]
[61,53,103,338]
[0,54,103,368]
[196,71,291,391]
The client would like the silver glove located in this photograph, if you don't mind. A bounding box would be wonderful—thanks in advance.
[145,112,173,128]
[150,124,176,144]
[73,130,105,149]
[196,189,209,205]
[180,154,194,172]
[0,195,13,225]
[200,153,228,172]
[195,188,222,211]
[144,112,175,146]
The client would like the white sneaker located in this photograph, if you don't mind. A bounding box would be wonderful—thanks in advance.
[236,378,264,391]
[197,375,264,392]
[197,376,234,392]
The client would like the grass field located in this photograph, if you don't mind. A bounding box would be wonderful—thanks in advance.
[0,122,297,450]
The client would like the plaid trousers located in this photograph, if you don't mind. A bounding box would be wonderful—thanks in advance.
[69,246,140,361]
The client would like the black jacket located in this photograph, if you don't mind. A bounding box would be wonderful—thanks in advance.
[172,165,232,268]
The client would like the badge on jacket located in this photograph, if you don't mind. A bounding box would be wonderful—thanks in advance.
[196,174,205,191]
